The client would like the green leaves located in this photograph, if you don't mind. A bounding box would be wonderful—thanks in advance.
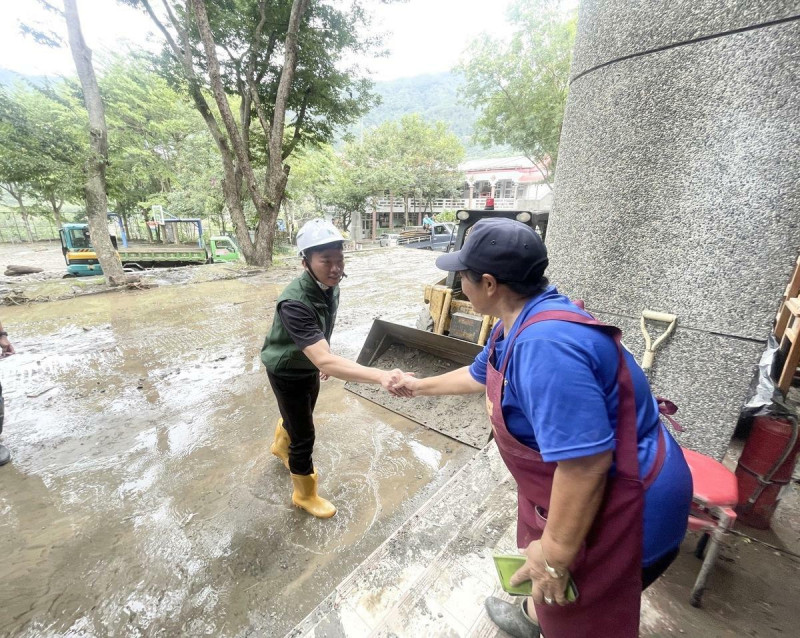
[346,114,465,200]
[0,56,213,221]
[458,0,576,184]
[285,114,464,230]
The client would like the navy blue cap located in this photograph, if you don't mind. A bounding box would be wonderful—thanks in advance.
[435,218,548,282]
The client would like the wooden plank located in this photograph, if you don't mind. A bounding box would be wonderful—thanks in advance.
[785,255,800,299]
[774,256,800,336]
[777,299,800,393]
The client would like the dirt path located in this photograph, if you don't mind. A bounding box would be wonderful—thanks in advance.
[0,240,65,276]
[0,248,478,637]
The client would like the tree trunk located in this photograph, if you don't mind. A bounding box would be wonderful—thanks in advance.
[122,214,133,246]
[189,0,309,267]
[221,172,255,261]
[48,193,64,229]
[8,191,35,243]
[143,210,155,243]
[64,0,127,286]
[20,211,35,243]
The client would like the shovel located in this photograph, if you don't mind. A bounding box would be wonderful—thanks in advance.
[640,310,677,372]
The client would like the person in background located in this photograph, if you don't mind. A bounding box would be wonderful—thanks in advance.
[392,218,692,638]
[0,320,16,467]
[422,213,434,229]
[484,196,495,210]
[260,219,406,518]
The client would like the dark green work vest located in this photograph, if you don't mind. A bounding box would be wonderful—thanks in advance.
[260,270,339,378]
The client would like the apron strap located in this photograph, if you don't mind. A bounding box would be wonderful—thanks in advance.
[642,425,667,489]
[496,308,642,481]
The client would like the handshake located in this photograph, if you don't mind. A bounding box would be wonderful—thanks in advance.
[380,368,418,398]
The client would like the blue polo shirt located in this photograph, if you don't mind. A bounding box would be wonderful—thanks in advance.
[469,286,692,565]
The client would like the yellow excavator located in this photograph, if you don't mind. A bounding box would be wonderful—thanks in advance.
[415,210,548,345]
[346,210,548,447]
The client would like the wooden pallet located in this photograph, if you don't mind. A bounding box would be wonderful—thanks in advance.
[774,256,800,339]
[775,297,800,394]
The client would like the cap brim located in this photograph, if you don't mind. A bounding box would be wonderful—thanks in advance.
[435,250,467,272]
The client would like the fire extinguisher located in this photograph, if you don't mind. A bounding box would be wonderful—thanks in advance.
[734,414,800,529]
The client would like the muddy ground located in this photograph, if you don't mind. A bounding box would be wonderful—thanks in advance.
[0,245,479,637]
[1,242,798,638]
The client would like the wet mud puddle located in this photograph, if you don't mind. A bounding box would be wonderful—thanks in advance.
[0,250,479,637]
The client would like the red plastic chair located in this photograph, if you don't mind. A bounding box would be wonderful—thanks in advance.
[681,447,739,607]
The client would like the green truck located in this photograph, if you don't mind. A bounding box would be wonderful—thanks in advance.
[59,223,243,277]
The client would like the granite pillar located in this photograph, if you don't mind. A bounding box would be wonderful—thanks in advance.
[548,1,800,458]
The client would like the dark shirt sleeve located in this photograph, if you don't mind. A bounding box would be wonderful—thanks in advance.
[277,300,326,350]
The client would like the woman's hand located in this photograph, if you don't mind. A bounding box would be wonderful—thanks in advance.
[390,372,420,397]
[380,369,414,396]
[319,371,330,381]
[510,540,572,606]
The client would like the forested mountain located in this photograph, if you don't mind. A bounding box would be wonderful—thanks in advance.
[0,69,47,88]
[355,71,506,158]
[1,67,503,158]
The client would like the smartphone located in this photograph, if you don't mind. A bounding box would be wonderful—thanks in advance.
[492,554,578,602]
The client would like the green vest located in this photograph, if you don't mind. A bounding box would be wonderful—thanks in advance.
[260,270,339,378]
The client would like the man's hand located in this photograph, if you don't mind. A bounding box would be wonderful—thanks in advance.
[0,335,14,357]
[380,369,414,396]
[391,372,421,397]
[510,540,572,607]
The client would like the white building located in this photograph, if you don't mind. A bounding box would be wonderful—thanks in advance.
[352,156,553,241]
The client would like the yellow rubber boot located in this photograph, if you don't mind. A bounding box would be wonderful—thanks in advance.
[291,472,336,518]
[270,419,290,469]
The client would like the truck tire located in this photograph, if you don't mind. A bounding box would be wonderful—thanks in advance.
[415,306,435,332]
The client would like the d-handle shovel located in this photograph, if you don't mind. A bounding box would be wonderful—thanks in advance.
[640,310,677,372]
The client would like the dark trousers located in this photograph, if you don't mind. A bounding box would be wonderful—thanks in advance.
[266,371,319,475]
[641,547,680,589]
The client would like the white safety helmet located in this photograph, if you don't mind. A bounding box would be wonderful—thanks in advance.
[296,219,344,257]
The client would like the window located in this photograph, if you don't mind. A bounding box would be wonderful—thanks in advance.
[214,240,234,254]
[69,229,90,249]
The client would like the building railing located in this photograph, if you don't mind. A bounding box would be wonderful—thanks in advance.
[370,197,517,214]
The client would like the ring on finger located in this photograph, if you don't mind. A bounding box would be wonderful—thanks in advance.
[544,596,553,605]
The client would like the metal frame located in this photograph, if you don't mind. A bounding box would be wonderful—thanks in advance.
[685,476,738,607]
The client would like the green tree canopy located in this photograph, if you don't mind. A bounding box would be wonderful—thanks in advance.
[348,114,465,223]
[123,0,389,265]
[0,80,85,229]
[459,0,577,187]
[0,55,215,236]
[100,55,206,217]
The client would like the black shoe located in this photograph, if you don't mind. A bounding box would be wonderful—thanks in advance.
[0,444,10,466]
[485,596,540,638]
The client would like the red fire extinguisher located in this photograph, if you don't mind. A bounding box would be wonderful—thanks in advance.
[735,415,800,529]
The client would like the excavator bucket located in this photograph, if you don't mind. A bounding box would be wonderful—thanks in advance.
[345,320,490,448]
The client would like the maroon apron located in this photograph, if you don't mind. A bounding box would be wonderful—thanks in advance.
[486,309,665,638]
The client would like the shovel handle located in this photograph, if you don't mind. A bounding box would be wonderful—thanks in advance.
[641,310,677,323]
